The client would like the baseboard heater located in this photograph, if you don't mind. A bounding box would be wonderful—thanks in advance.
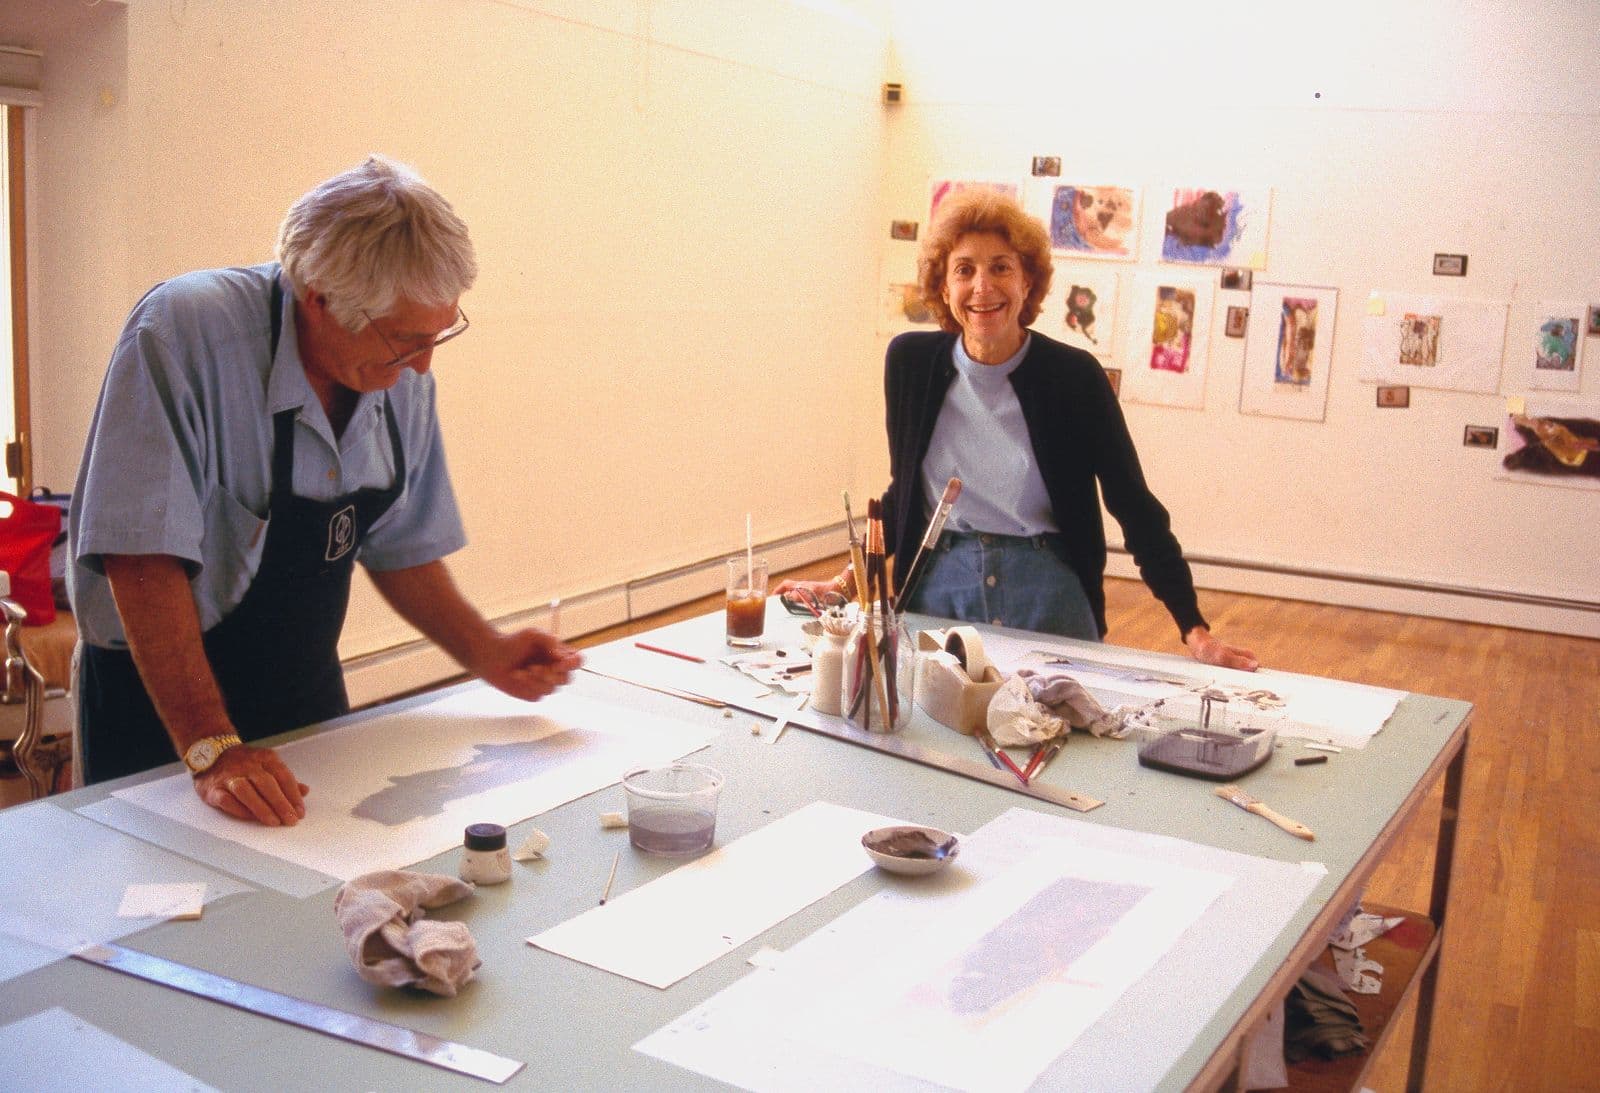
[1115,546,1600,615]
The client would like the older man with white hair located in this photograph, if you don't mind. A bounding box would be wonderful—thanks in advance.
[69,155,580,826]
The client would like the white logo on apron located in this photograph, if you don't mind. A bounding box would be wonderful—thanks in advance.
[325,504,357,561]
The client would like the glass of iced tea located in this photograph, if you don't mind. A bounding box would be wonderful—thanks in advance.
[725,557,768,646]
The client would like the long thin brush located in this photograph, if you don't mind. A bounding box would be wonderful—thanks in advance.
[894,477,962,610]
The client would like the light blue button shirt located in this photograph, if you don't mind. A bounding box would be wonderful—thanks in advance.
[68,263,466,648]
[920,334,1058,536]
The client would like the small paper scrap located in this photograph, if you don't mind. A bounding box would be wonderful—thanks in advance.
[117,882,206,921]
[1333,946,1384,994]
[513,829,551,862]
[600,812,629,829]
[747,947,786,970]
[1366,295,1386,316]
[1330,911,1404,951]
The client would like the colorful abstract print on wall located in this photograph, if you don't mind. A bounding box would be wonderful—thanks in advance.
[1274,298,1318,386]
[1149,286,1195,373]
[1161,187,1270,268]
[1049,185,1137,259]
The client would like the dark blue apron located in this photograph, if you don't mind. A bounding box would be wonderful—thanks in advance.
[80,279,405,783]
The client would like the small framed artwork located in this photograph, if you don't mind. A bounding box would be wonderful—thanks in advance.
[889,220,918,241]
[1376,385,1411,408]
[1031,156,1061,177]
[1432,253,1468,277]
[1224,305,1249,338]
[1219,267,1253,291]
[1586,305,1600,336]
[1103,367,1122,397]
[1463,424,1498,448]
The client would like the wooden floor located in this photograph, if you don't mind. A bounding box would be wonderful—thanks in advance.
[580,557,1600,1093]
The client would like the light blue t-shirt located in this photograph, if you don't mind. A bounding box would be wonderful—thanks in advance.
[920,334,1058,536]
[68,263,467,648]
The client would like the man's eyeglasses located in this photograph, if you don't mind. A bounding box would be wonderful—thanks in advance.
[781,590,850,616]
[361,306,470,368]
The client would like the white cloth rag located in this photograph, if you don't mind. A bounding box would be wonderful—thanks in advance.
[334,869,481,997]
[1015,668,1125,737]
[987,675,1064,745]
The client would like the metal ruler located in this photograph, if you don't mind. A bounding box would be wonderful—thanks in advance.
[788,710,1102,812]
[72,943,524,1085]
[592,671,1101,812]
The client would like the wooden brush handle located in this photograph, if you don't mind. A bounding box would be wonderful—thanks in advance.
[1248,801,1315,841]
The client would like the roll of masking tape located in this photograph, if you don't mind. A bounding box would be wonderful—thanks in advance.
[943,626,992,683]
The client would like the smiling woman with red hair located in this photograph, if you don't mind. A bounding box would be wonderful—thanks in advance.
[779,189,1256,669]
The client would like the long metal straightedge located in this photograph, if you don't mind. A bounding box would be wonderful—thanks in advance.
[593,672,1100,811]
[72,943,524,1085]
[787,710,1102,811]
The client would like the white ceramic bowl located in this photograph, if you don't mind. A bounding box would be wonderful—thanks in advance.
[861,824,960,876]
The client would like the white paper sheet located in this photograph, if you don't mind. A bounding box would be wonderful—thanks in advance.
[0,1007,220,1092]
[1119,271,1216,410]
[978,633,1402,748]
[0,801,252,984]
[583,641,775,703]
[110,689,719,881]
[530,801,897,988]
[637,807,1322,1093]
[1359,292,1507,393]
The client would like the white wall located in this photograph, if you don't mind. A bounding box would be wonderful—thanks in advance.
[11,0,1597,705]
[22,0,892,686]
[882,0,1600,638]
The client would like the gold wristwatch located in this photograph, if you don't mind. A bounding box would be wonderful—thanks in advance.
[182,733,243,775]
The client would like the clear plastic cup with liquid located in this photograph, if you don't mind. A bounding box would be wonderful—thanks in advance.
[622,763,725,855]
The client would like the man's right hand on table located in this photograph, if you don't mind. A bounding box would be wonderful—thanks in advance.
[194,743,309,826]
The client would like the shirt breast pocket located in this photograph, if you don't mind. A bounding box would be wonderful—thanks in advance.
[195,485,269,628]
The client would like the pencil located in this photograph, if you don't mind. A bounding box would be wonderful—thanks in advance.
[548,596,561,636]
[634,641,705,664]
[599,850,620,905]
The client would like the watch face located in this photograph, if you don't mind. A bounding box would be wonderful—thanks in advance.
[187,739,219,772]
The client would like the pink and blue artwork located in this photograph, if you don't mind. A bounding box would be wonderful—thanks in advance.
[1048,184,1138,259]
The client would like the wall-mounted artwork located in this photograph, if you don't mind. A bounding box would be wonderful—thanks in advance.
[1239,283,1339,422]
[1028,182,1141,261]
[1398,313,1442,366]
[1358,293,1507,394]
[1497,398,1600,491]
[1119,273,1214,409]
[1039,266,1119,358]
[1516,303,1585,393]
[879,281,938,336]
[929,177,1019,223]
[1160,187,1271,269]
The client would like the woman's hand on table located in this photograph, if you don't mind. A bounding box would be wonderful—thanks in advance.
[1184,627,1260,672]
[772,578,837,599]
[195,743,309,827]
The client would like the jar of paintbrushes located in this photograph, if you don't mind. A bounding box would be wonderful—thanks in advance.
[840,497,916,733]
[842,611,915,732]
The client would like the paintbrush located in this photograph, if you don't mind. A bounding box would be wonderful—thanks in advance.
[1214,783,1315,841]
[1022,734,1066,783]
[893,477,962,610]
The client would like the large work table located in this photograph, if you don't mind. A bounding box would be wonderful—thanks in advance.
[0,606,1467,1091]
